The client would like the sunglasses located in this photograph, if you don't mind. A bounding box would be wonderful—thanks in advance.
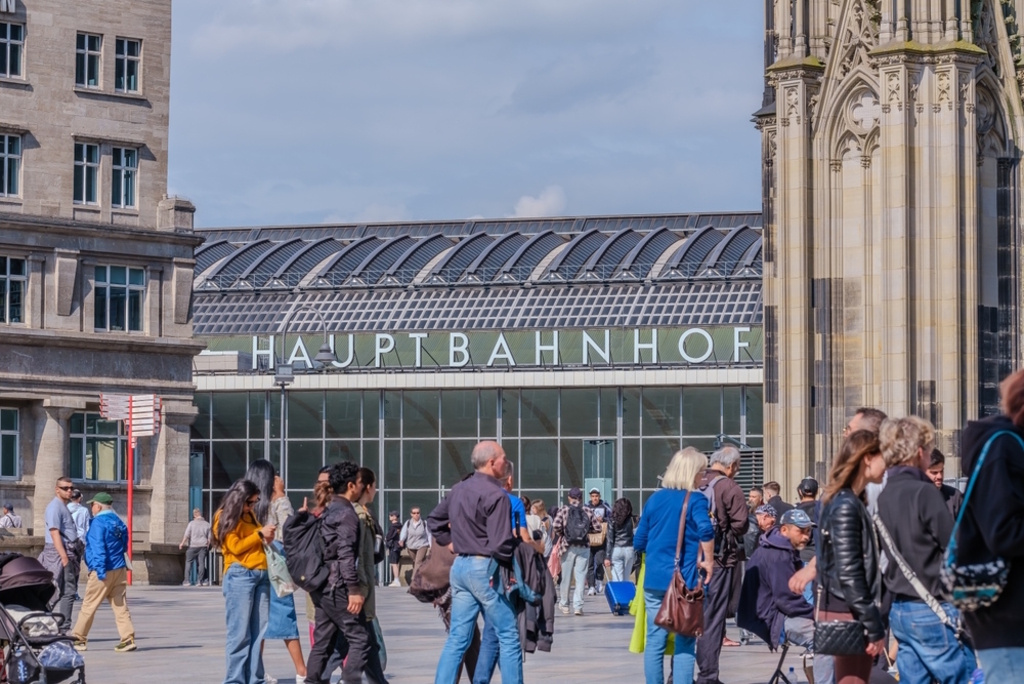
[244,497,260,507]
[57,486,74,491]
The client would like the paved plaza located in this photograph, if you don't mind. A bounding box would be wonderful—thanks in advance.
[76,584,792,684]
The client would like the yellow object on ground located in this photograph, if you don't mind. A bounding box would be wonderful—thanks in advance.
[628,557,674,655]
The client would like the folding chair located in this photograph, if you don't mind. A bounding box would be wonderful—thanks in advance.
[767,641,793,684]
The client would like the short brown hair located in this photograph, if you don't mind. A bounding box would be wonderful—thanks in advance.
[1001,370,1024,428]
[852,407,888,433]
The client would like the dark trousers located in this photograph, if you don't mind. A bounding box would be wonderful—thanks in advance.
[39,544,81,632]
[586,546,607,587]
[185,546,208,585]
[304,589,384,684]
[696,563,734,684]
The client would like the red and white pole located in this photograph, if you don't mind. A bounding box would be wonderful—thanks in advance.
[127,395,134,585]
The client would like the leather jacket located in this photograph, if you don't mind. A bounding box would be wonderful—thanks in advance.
[605,516,635,557]
[817,488,886,642]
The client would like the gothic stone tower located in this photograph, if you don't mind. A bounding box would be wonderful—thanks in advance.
[759,0,1024,486]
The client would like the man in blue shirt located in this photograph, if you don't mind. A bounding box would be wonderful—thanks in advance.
[70,492,136,653]
[472,461,543,684]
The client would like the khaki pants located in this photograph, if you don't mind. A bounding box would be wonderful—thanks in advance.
[71,568,135,642]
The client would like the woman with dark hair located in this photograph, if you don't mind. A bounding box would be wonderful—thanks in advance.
[816,430,888,684]
[213,479,275,684]
[245,460,305,683]
[385,511,402,587]
[604,497,636,582]
[958,369,1024,682]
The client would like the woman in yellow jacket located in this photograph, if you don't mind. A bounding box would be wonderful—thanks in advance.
[213,479,276,684]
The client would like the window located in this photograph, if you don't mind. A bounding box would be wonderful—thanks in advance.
[69,413,129,482]
[75,33,101,88]
[0,134,18,197]
[0,408,16,478]
[0,256,25,324]
[94,265,145,332]
[73,142,99,204]
[0,22,23,78]
[114,38,139,92]
[111,147,137,208]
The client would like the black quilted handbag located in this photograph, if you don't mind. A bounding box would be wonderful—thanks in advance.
[813,612,868,656]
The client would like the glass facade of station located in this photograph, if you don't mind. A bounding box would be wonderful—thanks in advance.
[190,385,763,520]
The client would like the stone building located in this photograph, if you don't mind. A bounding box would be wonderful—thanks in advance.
[0,0,200,581]
[759,0,1024,488]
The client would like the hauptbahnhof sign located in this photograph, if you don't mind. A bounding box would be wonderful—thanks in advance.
[202,326,764,371]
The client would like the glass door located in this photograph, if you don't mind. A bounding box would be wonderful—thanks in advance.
[583,439,615,503]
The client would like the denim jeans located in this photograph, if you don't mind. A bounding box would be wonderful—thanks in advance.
[782,616,834,684]
[609,546,635,582]
[889,600,975,684]
[643,589,696,684]
[434,556,522,684]
[472,617,499,684]
[558,546,590,611]
[222,565,270,684]
[977,647,1024,683]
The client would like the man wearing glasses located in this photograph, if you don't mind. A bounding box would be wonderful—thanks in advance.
[38,476,82,631]
[398,507,430,578]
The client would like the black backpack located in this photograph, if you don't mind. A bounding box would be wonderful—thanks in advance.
[564,505,590,545]
[281,510,329,593]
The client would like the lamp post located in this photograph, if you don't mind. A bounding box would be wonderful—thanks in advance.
[276,305,336,479]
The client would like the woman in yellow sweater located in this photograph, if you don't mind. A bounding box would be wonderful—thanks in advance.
[213,479,276,684]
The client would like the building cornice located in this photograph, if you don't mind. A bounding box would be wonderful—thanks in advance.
[0,211,204,248]
[0,328,207,356]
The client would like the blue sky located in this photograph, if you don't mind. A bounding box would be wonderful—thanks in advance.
[169,1,765,228]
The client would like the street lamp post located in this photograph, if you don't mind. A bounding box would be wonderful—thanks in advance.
[276,305,336,479]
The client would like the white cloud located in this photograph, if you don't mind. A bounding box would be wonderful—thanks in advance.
[512,186,567,218]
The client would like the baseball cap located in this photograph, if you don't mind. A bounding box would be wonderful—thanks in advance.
[798,478,819,496]
[588,487,601,495]
[388,510,399,518]
[2,503,12,511]
[755,504,778,518]
[568,487,583,499]
[87,492,113,505]
[779,509,816,529]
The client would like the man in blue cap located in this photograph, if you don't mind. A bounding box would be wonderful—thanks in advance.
[70,492,136,653]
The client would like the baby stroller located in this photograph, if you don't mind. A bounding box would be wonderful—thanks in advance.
[0,553,85,684]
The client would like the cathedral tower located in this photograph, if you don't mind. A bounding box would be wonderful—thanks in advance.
[759,0,1024,484]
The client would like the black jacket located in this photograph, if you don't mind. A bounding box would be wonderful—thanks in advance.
[875,466,953,601]
[320,498,361,596]
[513,542,556,654]
[605,516,634,557]
[939,484,963,520]
[767,496,794,517]
[385,521,401,551]
[959,415,1024,649]
[737,527,813,649]
[817,489,885,642]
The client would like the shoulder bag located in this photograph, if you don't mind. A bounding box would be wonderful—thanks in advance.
[941,430,1022,612]
[264,541,297,598]
[813,506,869,656]
[873,513,963,640]
[653,491,705,637]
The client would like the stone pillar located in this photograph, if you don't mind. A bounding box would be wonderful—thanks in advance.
[31,400,85,530]
[146,400,196,544]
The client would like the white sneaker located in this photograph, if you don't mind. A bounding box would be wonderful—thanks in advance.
[560,604,569,614]
[296,676,305,684]
[265,677,278,684]
[586,587,595,596]
[388,580,401,587]
[574,608,584,616]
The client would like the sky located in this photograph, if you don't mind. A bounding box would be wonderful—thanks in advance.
[168,1,765,228]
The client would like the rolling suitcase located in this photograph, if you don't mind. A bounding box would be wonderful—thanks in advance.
[605,581,636,616]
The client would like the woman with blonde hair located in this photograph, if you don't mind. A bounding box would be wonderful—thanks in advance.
[633,447,715,684]
[816,430,888,684]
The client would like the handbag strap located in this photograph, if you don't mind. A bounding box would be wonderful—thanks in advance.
[947,430,1024,566]
[673,491,693,565]
[872,512,958,634]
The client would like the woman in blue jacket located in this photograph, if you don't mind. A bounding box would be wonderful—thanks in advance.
[634,447,715,684]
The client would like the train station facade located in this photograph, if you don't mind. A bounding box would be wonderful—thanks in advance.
[190,213,766,519]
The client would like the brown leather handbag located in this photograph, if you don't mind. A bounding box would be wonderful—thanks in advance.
[654,490,706,637]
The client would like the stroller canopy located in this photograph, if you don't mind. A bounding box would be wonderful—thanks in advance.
[0,553,57,609]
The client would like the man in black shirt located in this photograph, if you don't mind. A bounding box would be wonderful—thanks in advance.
[428,441,521,684]
[925,449,963,519]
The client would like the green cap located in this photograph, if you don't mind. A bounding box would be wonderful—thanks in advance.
[87,492,113,505]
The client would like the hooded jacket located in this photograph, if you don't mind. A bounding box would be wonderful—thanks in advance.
[84,509,128,580]
[737,527,813,649]
[959,415,1024,649]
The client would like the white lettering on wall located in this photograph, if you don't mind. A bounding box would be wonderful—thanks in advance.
[252,335,276,370]
[374,334,395,368]
[288,337,313,368]
[634,329,658,364]
[0,0,14,14]
[487,333,516,367]
[679,328,714,363]
[409,333,428,368]
[449,333,470,368]
[535,331,558,365]
[582,330,610,364]
[330,334,354,368]
[734,326,751,362]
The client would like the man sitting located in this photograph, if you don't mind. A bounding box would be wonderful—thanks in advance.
[738,509,832,683]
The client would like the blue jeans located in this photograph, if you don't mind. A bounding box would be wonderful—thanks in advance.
[609,546,635,582]
[222,565,270,684]
[977,647,1024,683]
[889,600,974,684]
[558,546,590,611]
[473,617,499,684]
[644,589,696,684]
[782,616,834,684]
[434,556,522,684]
